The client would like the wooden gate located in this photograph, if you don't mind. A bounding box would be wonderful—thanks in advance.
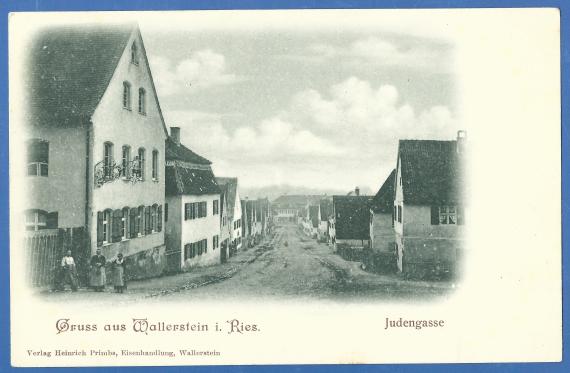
[24,227,89,288]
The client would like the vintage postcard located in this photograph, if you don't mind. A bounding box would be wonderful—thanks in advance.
[8,8,561,367]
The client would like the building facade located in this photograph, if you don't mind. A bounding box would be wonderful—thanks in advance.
[164,128,221,271]
[24,24,169,282]
[394,132,466,277]
[369,169,396,272]
[216,177,243,253]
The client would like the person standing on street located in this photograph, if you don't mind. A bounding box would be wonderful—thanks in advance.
[89,249,107,292]
[111,253,127,293]
[60,250,78,292]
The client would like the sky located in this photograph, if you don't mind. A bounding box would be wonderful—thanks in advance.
[139,12,459,194]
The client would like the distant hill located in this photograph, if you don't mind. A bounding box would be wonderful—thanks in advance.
[239,184,374,201]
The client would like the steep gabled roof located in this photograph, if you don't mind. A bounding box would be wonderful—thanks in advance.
[28,24,170,138]
[216,177,238,219]
[165,165,220,196]
[28,25,133,126]
[398,140,464,205]
[371,169,396,213]
[333,196,373,240]
[165,137,212,165]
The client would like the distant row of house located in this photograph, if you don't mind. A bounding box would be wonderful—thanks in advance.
[21,24,271,286]
[272,131,466,278]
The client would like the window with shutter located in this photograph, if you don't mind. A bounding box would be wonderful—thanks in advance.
[145,206,151,234]
[430,206,439,225]
[138,206,145,236]
[129,208,137,238]
[457,206,464,225]
[25,209,48,231]
[157,205,163,232]
[46,212,58,229]
[122,207,130,239]
[97,211,104,246]
[151,204,158,232]
[112,209,122,242]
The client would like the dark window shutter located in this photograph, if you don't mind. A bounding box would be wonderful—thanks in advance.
[145,206,151,234]
[129,208,137,238]
[112,209,122,242]
[138,207,144,235]
[431,206,439,225]
[46,212,58,229]
[158,205,163,232]
[97,211,104,246]
[457,206,464,225]
[165,203,168,222]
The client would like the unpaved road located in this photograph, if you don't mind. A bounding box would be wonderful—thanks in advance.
[40,224,455,304]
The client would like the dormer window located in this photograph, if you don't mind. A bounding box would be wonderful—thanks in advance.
[131,42,139,65]
[123,81,131,110]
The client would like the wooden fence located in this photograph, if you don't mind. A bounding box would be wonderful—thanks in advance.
[24,227,90,288]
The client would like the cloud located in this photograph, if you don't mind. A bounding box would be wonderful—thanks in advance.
[148,49,244,96]
[162,76,456,190]
[284,36,451,72]
[162,111,341,164]
[287,76,456,161]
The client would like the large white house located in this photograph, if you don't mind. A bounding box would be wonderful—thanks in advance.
[164,127,221,271]
[22,24,168,282]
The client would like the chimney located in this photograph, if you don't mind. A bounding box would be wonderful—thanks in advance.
[170,127,180,145]
[355,186,360,196]
[457,130,467,154]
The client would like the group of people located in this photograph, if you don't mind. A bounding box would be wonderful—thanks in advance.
[58,249,127,293]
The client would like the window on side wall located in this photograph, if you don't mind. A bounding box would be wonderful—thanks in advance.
[151,204,158,232]
[25,209,48,231]
[152,150,158,181]
[213,200,219,215]
[137,148,145,180]
[26,139,49,177]
[138,205,145,236]
[131,42,139,65]
[397,206,402,223]
[123,81,131,110]
[103,142,114,178]
[103,209,112,244]
[121,145,131,178]
[138,88,146,115]
[121,207,129,240]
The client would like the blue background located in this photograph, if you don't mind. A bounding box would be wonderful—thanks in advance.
[0,0,567,372]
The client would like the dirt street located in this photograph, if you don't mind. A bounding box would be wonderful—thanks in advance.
[40,224,455,304]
